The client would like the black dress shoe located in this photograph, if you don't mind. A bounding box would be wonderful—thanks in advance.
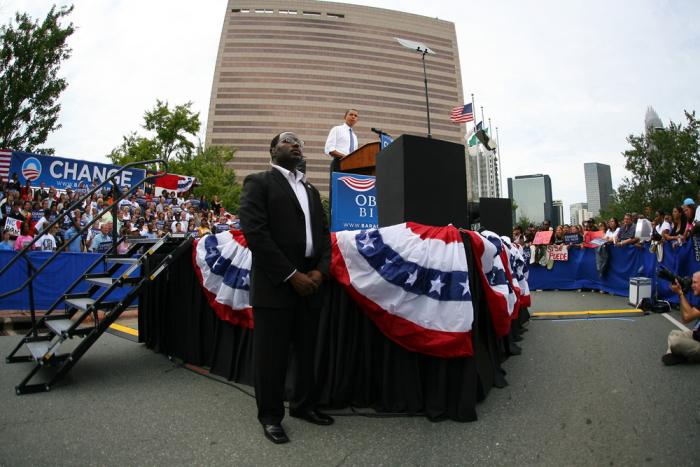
[262,424,289,444]
[290,409,334,426]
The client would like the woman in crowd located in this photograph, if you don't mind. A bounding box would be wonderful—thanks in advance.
[187,218,197,235]
[199,194,209,213]
[682,201,696,241]
[211,195,222,216]
[14,222,34,251]
[197,218,211,237]
[553,225,565,244]
[603,218,620,243]
[663,206,686,247]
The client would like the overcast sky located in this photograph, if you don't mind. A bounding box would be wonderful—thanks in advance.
[3,0,700,215]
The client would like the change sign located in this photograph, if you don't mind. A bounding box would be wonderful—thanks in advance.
[9,151,145,191]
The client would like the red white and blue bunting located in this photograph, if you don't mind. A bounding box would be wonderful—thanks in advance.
[331,223,474,358]
[192,229,253,328]
[192,224,531,355]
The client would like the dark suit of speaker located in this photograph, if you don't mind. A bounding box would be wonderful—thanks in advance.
[376,134,468,228]
[238,168,330,426]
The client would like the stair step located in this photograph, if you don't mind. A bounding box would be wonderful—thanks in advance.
[64,297,95,311]
[105,256,139,264]
[126,237,159,244]
[25,341,52,361]
[45,318,82,336]
[85,276,116,287]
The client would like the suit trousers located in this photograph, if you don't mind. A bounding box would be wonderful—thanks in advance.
[253,296,321,425]
[667,329,700,362]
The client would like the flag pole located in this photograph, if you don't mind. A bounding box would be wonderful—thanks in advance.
[471,93,481,199]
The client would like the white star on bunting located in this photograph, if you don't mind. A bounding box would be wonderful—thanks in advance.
[429,276,444,295]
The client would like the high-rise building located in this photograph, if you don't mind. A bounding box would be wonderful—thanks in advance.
[584,162,613,217]
[206,0,467,196]
[570,202,589,226]
[507,174,553,225]
[552,199,564,227]
[469,149,501,199]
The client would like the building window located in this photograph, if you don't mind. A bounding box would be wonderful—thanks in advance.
[232,8,250,13]
[254,8,273,14]
[327,12,345,18]
[303,11,321,16]
[279,9,298,14]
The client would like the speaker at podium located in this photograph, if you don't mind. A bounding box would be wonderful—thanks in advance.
[375,134,468,228]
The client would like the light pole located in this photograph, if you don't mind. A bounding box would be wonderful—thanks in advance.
[395,37,436,138]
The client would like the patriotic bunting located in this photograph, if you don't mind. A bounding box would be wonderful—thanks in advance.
[192,223,530,356]
[193,229,253,328]
[331,223,474,358]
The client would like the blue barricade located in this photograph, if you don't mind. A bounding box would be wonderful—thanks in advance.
[528,241,700,303]
[0,251,136,311]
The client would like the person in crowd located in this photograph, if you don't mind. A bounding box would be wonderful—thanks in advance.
[116,226,130,255]
[19,179,32,201]
[239,131,333,444]
[652,210,671,240]
[14,222,34,251]
[553,225,565,244]
[663,272,700,365]
[211,195,222,216]
[663,206,686,247]
[197,218,211,237]
[616,214,639,247]
[682,198,697,240]
[88,222,113,253]
[199,194,209,213]
[0,229,14,250]
[64,212,85,253]
[36,224,59,252]
[564,224,584,247]
[187,218,197,234]
[512,226,524,245]
[603,218,620,243]
[7,173,21,192]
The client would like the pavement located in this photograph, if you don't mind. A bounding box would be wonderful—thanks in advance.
[0,290,699,466]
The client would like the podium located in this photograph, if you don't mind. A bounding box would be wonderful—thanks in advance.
[376,135,467,228]
[338,142,381,176]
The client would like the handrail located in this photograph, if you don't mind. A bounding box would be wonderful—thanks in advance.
[0,158,167,300]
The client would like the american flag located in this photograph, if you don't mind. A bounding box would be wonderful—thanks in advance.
[450,103,474,123]
[0,149,11,182]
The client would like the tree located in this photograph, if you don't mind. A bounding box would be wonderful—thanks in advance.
[171,145,241,213]
[0,5,74,153]
[108,100,200,165]
[603,111,700,218]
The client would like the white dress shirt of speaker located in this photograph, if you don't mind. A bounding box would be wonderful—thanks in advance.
[324,109,360,159]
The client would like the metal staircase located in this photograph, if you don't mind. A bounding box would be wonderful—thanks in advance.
[1,159,194,394]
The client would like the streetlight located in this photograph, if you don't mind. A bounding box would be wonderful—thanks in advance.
[395,37,436,138]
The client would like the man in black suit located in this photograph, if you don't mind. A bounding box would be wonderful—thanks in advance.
[238,132,333,444]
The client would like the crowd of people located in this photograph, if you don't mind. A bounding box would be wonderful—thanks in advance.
[0,173,239,253]
[512,192,700,251]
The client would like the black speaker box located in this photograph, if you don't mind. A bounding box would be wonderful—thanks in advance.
[478,197,513,237]
[376,134,467,228]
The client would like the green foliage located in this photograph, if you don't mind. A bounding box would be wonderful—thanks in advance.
[0,5,74,153]
[608,111,700,216]
[170,145,241,213]
[515,216,532,231]
[109,100,241,212]
[108,100,200,165]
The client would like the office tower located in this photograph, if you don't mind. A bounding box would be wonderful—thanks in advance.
[206,0,467,196]
[584,162,613,217]
[507,174,553,225]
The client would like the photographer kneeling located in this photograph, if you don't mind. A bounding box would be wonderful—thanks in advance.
[663,271,700,365]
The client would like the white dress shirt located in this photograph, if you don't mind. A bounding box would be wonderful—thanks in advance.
[324,123,359,157]
[271,163,314,258]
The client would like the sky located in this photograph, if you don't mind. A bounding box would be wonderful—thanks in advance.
[3,0,700,216]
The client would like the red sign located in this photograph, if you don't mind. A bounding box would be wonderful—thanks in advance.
[533,230,553,245]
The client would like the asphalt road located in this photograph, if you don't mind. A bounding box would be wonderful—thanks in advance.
[0,291,698,466]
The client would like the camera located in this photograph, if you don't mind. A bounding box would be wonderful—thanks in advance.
[658,267,692,293]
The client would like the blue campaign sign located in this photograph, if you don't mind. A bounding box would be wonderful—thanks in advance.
[331,172,378,232]
[8,151,146,191]
[380,133,394,149]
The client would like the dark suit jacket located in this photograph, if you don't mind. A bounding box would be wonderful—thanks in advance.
[239,168,330,308]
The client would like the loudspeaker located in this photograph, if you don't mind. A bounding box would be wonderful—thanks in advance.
[376,135,467,228]
[479,197,513,237]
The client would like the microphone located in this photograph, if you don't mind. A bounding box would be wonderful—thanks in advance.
[371,127,387,136]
